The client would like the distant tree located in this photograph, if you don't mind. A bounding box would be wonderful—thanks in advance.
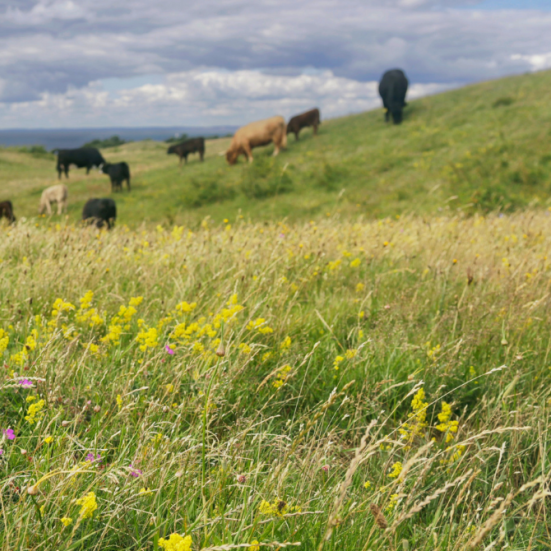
[164,133,189,144]
[83,135,127,148]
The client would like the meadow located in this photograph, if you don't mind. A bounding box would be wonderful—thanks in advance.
[2,69,551,226]
[1,210,551,550]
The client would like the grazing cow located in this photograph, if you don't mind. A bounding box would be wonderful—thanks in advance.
[82,198,117,229]
[0,201,15,224]
[378,69,409,125]
[226,116,287,165]
[287,108,321,140]
[102,162,131,192]
[39,184,68,215]
[55,147,106,179]
[167,138,205,167]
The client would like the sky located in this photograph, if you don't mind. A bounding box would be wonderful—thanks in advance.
[0,0,550,129]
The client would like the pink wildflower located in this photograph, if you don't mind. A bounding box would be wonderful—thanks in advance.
[129,466,143,477]
[85,452,101,463]
[321,465,329,473]
[3,429,15,440]
[165,345,175,355]
[18,379,33,387]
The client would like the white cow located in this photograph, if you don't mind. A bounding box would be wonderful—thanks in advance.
[39,184,68,215]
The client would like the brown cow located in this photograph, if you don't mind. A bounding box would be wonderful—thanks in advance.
[287,108,321,140]
[226,116,287,165]
[0,201,16,224]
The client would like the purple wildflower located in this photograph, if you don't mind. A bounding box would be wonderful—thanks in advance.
[165,344,175,355]
[321,465,329,473]
[3,429,15,441]
[129,466,143,478]
[18,379,33,387]
[0,449,4,456]
[85,452,102,463]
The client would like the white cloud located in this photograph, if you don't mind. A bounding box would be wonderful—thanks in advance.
[0,0,549,126]
[511,52,551,71]
[0,68,454,128]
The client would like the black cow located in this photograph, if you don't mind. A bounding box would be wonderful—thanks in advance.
[378,69,409,125]
[0,201,16,224]
[287,108,321,140]
[55,147,106,179]
[82,198,117,229]
[102,162,130,192]
[167,137,205,167]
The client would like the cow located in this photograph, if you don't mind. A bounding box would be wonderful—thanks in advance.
[0,201,15,224]
[54,147,106,179]
[39,184,68,215]
[167,138,205,167]
[102,162,131,192]
[378,69,409,125]
[82,198,117,229]
[226,116,287,165]
[287,108,321,140]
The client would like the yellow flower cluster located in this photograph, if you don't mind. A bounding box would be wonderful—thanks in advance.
[259,498,299,517]
[175,301,197,314]
[280,336,291,349]
[75,491,97,519]
[247,318,274,334]
[158,533,192,551]
[101,296,142,346]
[388,462,403,479]
[398,387,428,446]
[136,326,159,351]
[60,517,73,527]
[75,290,104,328]
[10,329,39,367]
[333,355,344,370]
[436,402,459,443]
[25,398,45,425]
[0,329,9,355]
[273,365,292,389]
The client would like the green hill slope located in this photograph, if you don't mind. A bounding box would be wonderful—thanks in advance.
[2,69,551,226]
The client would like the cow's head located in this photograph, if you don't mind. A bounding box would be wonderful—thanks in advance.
[100,163,109,174]
[226,149,238,165]
[167,145,176,155]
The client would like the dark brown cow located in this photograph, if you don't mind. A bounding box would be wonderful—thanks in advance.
[287,108,321,140]
[0,201,15,224]
[167,137,205,167]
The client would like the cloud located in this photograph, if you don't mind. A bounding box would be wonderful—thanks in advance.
[511,52,551,71]
[0,0,549,126]
[0,68,454,128]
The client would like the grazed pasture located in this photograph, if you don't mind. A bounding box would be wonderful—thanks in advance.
[2,70,551,226]
[1,213,550,550]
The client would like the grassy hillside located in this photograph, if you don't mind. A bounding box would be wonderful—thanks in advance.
[2,70,551,227]
[1,213,551,549]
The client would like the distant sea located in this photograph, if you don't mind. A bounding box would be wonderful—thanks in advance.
[0,126,237,151]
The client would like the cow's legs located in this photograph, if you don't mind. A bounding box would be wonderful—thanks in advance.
[46,200,52,216]
[313,123,318,136]
[86,166,91,174]
[64,165,69,178]
[126,177,131,192]
[179,155,183,168]
[57,163,62,179]
[295,131,299,141]
[57,200,63,215]
[272,144,280,157]
[244,144,253,163]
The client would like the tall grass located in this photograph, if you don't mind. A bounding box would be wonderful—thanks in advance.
[1,212,550,550]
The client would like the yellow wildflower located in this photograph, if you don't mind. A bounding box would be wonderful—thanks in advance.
[116,394,123,410]
[158,533,192,551]
[75,491,97,519]
[436,401,459,443]
[250,541,260,551]
[139,487,153,496]
[388,462,403,479]
[25,399,45,425]
[60,517,73,527]
[363,481,371,490]
[280,336,292,350]
[350,258,361,268]
[44,436,54,444]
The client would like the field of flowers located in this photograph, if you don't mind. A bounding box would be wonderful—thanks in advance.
[1,212,550,550]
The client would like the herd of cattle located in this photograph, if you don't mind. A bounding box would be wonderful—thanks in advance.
[0,69,408,228]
